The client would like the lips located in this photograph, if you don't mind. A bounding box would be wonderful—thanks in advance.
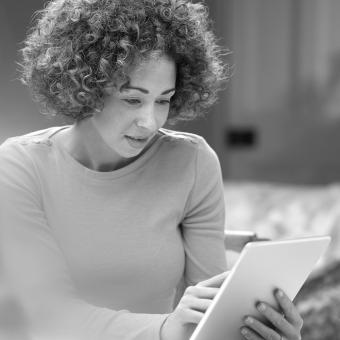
[125,135,151,149]
[126,136,149,141]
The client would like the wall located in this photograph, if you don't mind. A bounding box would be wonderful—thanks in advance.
[0,0,66,143]
[225,0,340,184]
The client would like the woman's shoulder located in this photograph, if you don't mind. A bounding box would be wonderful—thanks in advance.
[158,128,204,144]
[0,126,66,167]
[1,126,66,149]
[158,128,219,161]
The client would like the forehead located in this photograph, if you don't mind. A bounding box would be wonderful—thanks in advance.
[124,55,176,91]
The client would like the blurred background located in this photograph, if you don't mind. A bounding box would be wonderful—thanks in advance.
[2,1,340,339]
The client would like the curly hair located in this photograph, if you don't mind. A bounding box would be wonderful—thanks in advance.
[19,0,230,123]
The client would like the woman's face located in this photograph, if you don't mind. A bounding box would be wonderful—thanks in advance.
[90,54,176,159]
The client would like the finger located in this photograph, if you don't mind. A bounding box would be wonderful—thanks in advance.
[274,289,303,329]
[187,298,212,312]
[240,326,263,340]
[185,286,219,299]
[180,308,205,324]
[243,316,281,340]
[196,271,229,288]
[256,302,297,339]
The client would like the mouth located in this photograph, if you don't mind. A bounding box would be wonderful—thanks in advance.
[125,135,150,142]
[125,135,151,149]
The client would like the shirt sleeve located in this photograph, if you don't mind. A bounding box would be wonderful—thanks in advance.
[180,137,227,287]
[0,141,169,340]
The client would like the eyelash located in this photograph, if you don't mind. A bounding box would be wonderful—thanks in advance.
[157,100,171,105]
[123,99,141,105]
[123,99,170,105]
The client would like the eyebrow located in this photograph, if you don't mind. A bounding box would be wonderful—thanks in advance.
[120,84,176,95]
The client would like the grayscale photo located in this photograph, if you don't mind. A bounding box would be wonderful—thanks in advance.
[1,1,340,339]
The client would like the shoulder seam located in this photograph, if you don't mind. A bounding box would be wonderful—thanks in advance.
[2,127,64,147]
[159,128,204,144]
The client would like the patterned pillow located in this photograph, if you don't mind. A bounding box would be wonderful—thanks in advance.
[294,260,340,339]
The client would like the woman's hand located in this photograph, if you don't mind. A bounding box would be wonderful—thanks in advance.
[160,271,228,340]
[240,288,303,340]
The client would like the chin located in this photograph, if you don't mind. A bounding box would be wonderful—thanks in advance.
[125,150,143,158]
[117,147,143,159]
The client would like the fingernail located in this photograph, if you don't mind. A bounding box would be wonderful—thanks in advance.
[241,328,248,336]
[276,289,284,298]
[257,303,266,311]
[244,316,253,324]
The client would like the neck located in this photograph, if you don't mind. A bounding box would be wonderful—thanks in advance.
[58,119,133,172]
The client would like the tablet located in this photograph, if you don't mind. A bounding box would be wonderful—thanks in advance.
[190,235,331,340]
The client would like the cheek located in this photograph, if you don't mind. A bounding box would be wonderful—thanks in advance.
[96,108,130,134]
[156,107,170,127]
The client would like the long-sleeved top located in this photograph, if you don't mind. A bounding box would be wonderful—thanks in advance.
[0,126,227,340]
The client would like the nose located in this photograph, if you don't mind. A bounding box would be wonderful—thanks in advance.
[135,106,157,131]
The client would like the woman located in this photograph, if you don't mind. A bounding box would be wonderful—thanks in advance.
[0,0,303,339]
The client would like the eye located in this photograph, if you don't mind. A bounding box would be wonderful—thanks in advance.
[156,99,171,105]
[123,98,141,105]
